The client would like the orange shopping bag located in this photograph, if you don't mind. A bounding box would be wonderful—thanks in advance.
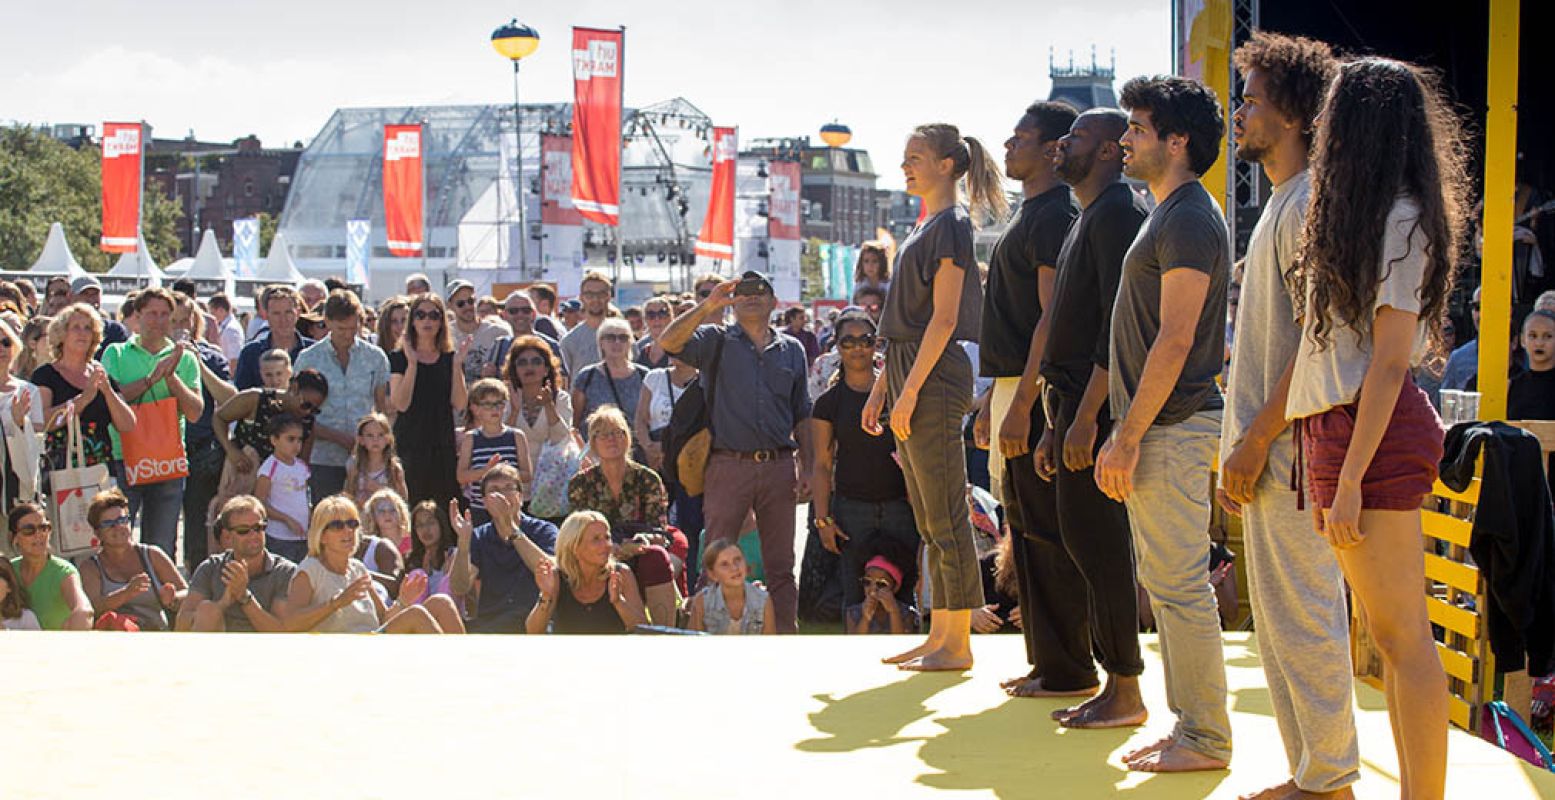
[119,396,189,486]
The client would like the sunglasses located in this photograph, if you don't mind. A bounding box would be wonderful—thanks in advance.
[452,298,474,308]
[838,334,876,350]
[226,524,264,536]
[512,356,546,368]
[697,289,713,299]
[474,401,505,409]
[645,309,671,319]
[94,515,130,531]
[505,306,534,315]
[325,519,361,532]
[600,333,631,343]
[594,429,628,440]
[859,576,895,591]
[412,310,441,321]
[13,522,52,537]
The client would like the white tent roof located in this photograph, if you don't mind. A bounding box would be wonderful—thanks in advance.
[254,232,307,284]
[183,230,234,279]
[107,240,164,285]
[29,223,87,277]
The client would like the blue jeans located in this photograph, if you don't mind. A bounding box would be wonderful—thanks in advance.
[113,462,186,563]
[831,494,918,607]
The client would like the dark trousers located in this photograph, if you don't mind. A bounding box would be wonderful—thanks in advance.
[182,440,223,567]
[832,494,919,607]
[669,481,704,565]
[309,464,347,504]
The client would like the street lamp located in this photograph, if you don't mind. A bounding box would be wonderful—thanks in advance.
[491,19,540,274]
[819,121,852,148]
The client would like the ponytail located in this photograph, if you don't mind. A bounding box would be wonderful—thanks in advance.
[911,124,1010,226]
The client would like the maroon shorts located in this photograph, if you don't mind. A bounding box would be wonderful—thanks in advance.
[1298,377,1445,511]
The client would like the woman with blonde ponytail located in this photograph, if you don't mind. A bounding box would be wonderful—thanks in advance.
[861,123,1002,671]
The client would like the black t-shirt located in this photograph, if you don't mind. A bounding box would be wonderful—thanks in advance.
[32,363,122,469]
[979,186,1079,377]
[1509,369,1555,420]
[879,205,981,342]
[1041,182,1150,397]
[812,380,908,502]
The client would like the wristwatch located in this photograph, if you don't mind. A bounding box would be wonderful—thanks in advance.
[238,590,255,608]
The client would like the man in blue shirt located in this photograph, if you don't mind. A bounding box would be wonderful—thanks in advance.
[233,285,315,390]
[448,465,558,633]
[659,270,812,633]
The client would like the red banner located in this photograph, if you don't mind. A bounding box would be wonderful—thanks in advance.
[383,124,424,257]
[767,160,802,241]
[570,27,623,226]
[100,122,143,253]
[694,127,737,260]
[541,134,584,226]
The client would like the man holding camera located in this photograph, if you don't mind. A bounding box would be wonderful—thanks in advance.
[659,270,813,633]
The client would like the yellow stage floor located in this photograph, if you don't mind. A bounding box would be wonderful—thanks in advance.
[4,632,1551,799]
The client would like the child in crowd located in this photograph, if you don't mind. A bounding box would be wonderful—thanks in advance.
[846,539,921,635]
[255,415,312,563]
[362,488,413,558]
[259,348,292,390]
[458,378,532,526]
[345,413,408,507]
[404,500,462,610]
[0,558,41,631]
[688,539,774,635]
[1509,309,1555,421]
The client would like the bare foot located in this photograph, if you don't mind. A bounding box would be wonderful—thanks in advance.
[1121,735,1173,764]
[1000,671,1038,690]
[1238,780,1355,800]
[897,649,972,672]
[1125,741,1228,773]
[882,641,937,665]
[1053,680,1114,721]
[1006,677,1099,698]
[1058,692,1147,729]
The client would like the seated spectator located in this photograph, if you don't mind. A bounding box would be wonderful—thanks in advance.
[1440,286,1483,397]
[0,557,41,630]
[78,489,186,631]
[458,378,532,525]
[1538,290,1555,313]
[571,318,648,437]
[362,488,413,557]
[688,539,774,635]
[344,413,408,507]
[177,495,297,632]
[254,414,312,564]
[281,495,463,634]
[1510,309,1555,420]
[527,510,647,634]
[354,505,405,583]
[405,500,461,608]
[449,465,559,633]
[568,407,683,625]
[6,503,92,630]
[845,542,921,635]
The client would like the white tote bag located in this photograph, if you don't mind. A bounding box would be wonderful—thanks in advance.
[47,412,116,558]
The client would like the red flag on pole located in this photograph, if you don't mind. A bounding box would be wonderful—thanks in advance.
[695,127,737,261]
[541,134,585,226]
[383,124,424,257]
[570,27,623,226]
[100,122,143,253]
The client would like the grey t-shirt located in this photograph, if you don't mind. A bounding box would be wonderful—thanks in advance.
[1108,181,1231,425]
[879,205,982,342]
[1221,171,1309,463]
[559,320,602,381]
[187,551,299,633]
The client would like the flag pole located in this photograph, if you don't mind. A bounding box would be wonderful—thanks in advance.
[618,25,630,285]
[420,120,429,277]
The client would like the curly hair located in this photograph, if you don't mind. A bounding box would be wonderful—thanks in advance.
[502,334,561,392]
[1296,58,1470,353]
[1119,75,1226,176]
[1232,31,1337,148]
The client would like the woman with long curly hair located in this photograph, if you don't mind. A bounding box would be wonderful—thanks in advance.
[1286,58,1469,800]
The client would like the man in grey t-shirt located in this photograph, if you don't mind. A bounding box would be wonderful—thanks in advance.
[1096,75,1232,773]
[1219,35,1359,797]
[175,495,297,633]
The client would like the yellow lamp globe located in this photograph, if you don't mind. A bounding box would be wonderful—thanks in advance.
[491,20,540,61]
[819,122,852,148]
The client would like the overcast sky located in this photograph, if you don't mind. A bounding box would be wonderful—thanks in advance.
[1,0,1172,189]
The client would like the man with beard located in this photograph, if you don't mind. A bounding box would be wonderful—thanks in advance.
[1031,108,1152,727]
[970,101,1089,698]
[559,271,615,381]
[1222,34,1357,799]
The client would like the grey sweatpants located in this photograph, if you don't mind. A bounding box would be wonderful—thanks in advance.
[1240,430,1360,791]
[886,341,984,611]
[1125,409,1232,762]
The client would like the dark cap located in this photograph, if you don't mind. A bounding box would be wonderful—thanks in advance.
[738,271,774,291]
[560,299,583,312]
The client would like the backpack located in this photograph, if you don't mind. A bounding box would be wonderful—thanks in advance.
[661,335,726,496]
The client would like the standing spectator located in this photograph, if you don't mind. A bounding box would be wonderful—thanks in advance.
[344,414,409,508]
[207,293,244,366]
[447,280,511,383]
[234,285,315,390]
[659,270,811,633]
[78,489,187,631]
[527,284,565,342]
[297,279,327,313]
[526,510,647,634]
[691,273,723,303]
[34,305,137,472]
[477,295,502,323]
[213,368,327,476]
[449,466,559,633]
[633,296,674,370]
[687,539,774,635]
[389,293,469,507]
[404,274,432,297]
[102,288,205,561]
[1095,75,1232,773]
[1510,309,1555,420]
[177,495,297,632]
[558,299,584,332]
[853,286,886,324]
[15,315,51,381]
[0,558,42,630]
[68,275,129,355]
[862,124,1006,669]
[7,503,92,630]
[570,318,648,438]
[559,271,616,380]
[43,277,70,317]
[0,319,43,514]
[254,415,312,563]
[376,296,411,355]
[853,242,892,296]
[493,290,559,374]
[634,352,702,549]
[295,290,391,499]
[810,311,916,610]
[503,336,572,479]
[458,379,531,525]
[783,307,821,367]
[624,305,645,339]
[172,291,237,568]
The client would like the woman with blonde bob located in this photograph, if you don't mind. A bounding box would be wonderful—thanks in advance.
[526,510,647,634]
[281,495,463,634]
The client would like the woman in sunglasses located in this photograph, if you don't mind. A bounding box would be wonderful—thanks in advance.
[213,367,329,475]
[281,495,463,633]
[633,296,675,370]
[502,336,573,480]
[34,304,137,476]
[78,488,186,631]
[389,294,470,508]
[6,502,92,630]
[570,317,648,441]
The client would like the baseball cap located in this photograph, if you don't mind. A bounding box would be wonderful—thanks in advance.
[70,275,103,295]
[738,271,774,292]
[444,279,475,300]
[560,299,583,312]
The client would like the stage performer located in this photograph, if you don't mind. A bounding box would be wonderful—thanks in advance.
[1286,57,1466,800]
[861,123,1006,670]
[1220,33,1360,800]
[1094,75,1233,772]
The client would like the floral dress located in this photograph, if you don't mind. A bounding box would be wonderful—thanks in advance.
[566,461,668,534]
